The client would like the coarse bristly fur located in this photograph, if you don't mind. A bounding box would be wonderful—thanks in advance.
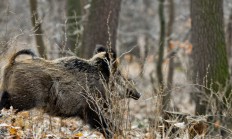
[0,47,141,138]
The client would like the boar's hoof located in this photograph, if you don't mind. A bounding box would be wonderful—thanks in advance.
[99,128,113,139]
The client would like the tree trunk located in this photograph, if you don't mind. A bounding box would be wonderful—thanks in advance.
[163,0,175,110]
[139,0,151,78]
[29,0,47,59]
[190,0,229,114]
[226,9,232,72]
[66,0,82,55]
[157,0,165,90]
[81,0,121,58]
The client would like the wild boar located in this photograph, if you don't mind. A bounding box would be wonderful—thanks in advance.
[0,47,140,138]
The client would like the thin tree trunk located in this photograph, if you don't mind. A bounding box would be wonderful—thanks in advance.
[157,0,165,90]
[66,0,82,55]
[139,0,151,78]
[81,0,121,58]
[29,0,47,59]
[226,8,232,72]
[163,0,175,110]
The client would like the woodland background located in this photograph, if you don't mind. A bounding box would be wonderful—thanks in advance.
[0,0,232,138]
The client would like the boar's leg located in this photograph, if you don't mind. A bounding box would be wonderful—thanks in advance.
[85,107,114,139]
[0,91,11,110]
[0,91,28,114]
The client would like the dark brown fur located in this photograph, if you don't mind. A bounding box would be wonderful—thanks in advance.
[0,48,140,138]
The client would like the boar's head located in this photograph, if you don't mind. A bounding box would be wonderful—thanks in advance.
[93,45,141,100]
[112,71,141,100]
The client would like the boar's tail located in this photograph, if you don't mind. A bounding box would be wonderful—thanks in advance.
[9,49,36,65]
[0,50,36,101]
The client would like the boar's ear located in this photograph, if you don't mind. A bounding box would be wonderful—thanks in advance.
[94,44,107,54]
[94,44,118,73]
[94,44,117,61]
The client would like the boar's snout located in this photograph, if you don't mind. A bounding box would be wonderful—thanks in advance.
[127,89,141,100]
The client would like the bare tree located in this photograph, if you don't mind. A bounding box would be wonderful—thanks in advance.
[29,0,47,59]
[81,0,122,58]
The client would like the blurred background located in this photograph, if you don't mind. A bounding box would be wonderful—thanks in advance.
[0,0,232,138]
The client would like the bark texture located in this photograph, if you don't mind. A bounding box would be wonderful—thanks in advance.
[29,0,47,59]
[190,0,229,114]
[81,0,121,58]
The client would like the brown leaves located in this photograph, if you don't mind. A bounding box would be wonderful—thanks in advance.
[188,121,208,138]
[72,132,83,139]
[0,123,21,139]
[170,40,193,54]
[0,108,95,138]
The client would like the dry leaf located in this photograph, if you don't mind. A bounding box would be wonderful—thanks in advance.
[74,132,83,137]
[168,41,175,50]
[0,123,10,127]
[214,120,220,128]
[19,111,30,118]
[174,122,186,129]
[9,126,18,135]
